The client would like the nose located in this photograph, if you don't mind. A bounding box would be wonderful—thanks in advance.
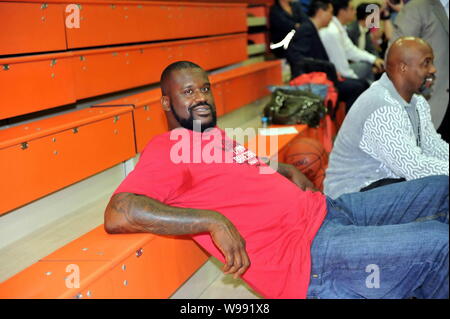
[430,63,437,75]
[193,89,207,103]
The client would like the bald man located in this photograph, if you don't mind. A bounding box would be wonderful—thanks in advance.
[324,37,449,199]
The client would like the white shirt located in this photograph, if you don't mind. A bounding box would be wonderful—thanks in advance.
[357,23,368,50]
[319,17,377,79]
[440,0,449,18]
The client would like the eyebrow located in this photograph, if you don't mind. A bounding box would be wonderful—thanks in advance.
[181,82,211,89]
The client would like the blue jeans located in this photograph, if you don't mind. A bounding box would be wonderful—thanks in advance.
[307,175,449,299]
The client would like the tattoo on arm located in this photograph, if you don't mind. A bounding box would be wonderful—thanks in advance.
[105,192,221,236]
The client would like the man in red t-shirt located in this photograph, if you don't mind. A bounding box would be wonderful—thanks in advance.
[104,61,448,299]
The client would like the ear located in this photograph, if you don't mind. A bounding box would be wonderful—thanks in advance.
[400,62,407,73]
[161,96,171,112]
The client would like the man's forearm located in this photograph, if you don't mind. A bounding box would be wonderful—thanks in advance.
[268,160,293,178]
[105,192,251,278]
[104,192,223,236]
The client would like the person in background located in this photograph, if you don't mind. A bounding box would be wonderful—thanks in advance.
[371,0,404,56]
[346,2,381,57]
[319,0,384,83]
[324,37,449,199]
[391,0,449,142]
[286,0,369,111]
[386,0,406,21]
[269,0,309,59]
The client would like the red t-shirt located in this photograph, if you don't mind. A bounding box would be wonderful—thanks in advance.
[114,127,327,298]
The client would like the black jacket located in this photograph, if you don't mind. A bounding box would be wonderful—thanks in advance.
[269,1,308,58]
[286,19,337,81]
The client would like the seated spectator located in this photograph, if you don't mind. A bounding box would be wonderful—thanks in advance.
[319,0,384,83]
[391,0,449,143]
[104,60,449,299]
[348,1,400,62]
[286,0,369,110]
[324,37,449,199]
[269,0,309,59]
[347,2,379,57]
[372,1,403,56]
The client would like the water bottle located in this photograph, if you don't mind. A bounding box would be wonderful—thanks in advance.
[261,116,269,128]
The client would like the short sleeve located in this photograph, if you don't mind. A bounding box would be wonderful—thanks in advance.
[114,135,190,203]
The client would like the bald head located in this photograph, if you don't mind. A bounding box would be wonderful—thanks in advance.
[384,37,436,102]
[386,37,432,76]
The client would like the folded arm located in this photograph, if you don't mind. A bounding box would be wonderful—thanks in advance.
[105,192,250,278]
[360,107,449,179]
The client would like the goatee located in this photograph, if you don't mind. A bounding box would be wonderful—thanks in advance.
[170,102,217,132]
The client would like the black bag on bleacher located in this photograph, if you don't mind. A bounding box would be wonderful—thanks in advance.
[264,88,327,127]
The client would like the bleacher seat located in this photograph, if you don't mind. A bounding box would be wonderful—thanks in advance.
[0,0,296,299]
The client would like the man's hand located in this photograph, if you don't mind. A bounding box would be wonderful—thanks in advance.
[276,162,319,192]
[386,0,404,12]
[209,214,250,279]
[373,58,385,73]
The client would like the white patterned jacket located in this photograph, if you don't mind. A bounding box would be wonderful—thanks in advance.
[324,73,449,199]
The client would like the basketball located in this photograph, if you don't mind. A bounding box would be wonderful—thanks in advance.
[283,137,328,189]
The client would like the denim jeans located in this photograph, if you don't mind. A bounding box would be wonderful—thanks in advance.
[307,175,449,299]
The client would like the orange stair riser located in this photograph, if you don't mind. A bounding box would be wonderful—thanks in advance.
[247,6,267,17]
[133,103,169,153]
[0,55,76,120]
[66,2,247,49]
[0,111,136,215]
[248,32,267,45]
[0,34,247,120]
[211,83,226,117]
[1,2,246,55]
[221,64,282,113]
[0,2,67,56]
[73,34,248,100]
[0,261,109,299]
[77,237,209,299]
[0,227,208,299]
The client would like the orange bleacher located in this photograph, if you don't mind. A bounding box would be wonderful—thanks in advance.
[0,0,295,299]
